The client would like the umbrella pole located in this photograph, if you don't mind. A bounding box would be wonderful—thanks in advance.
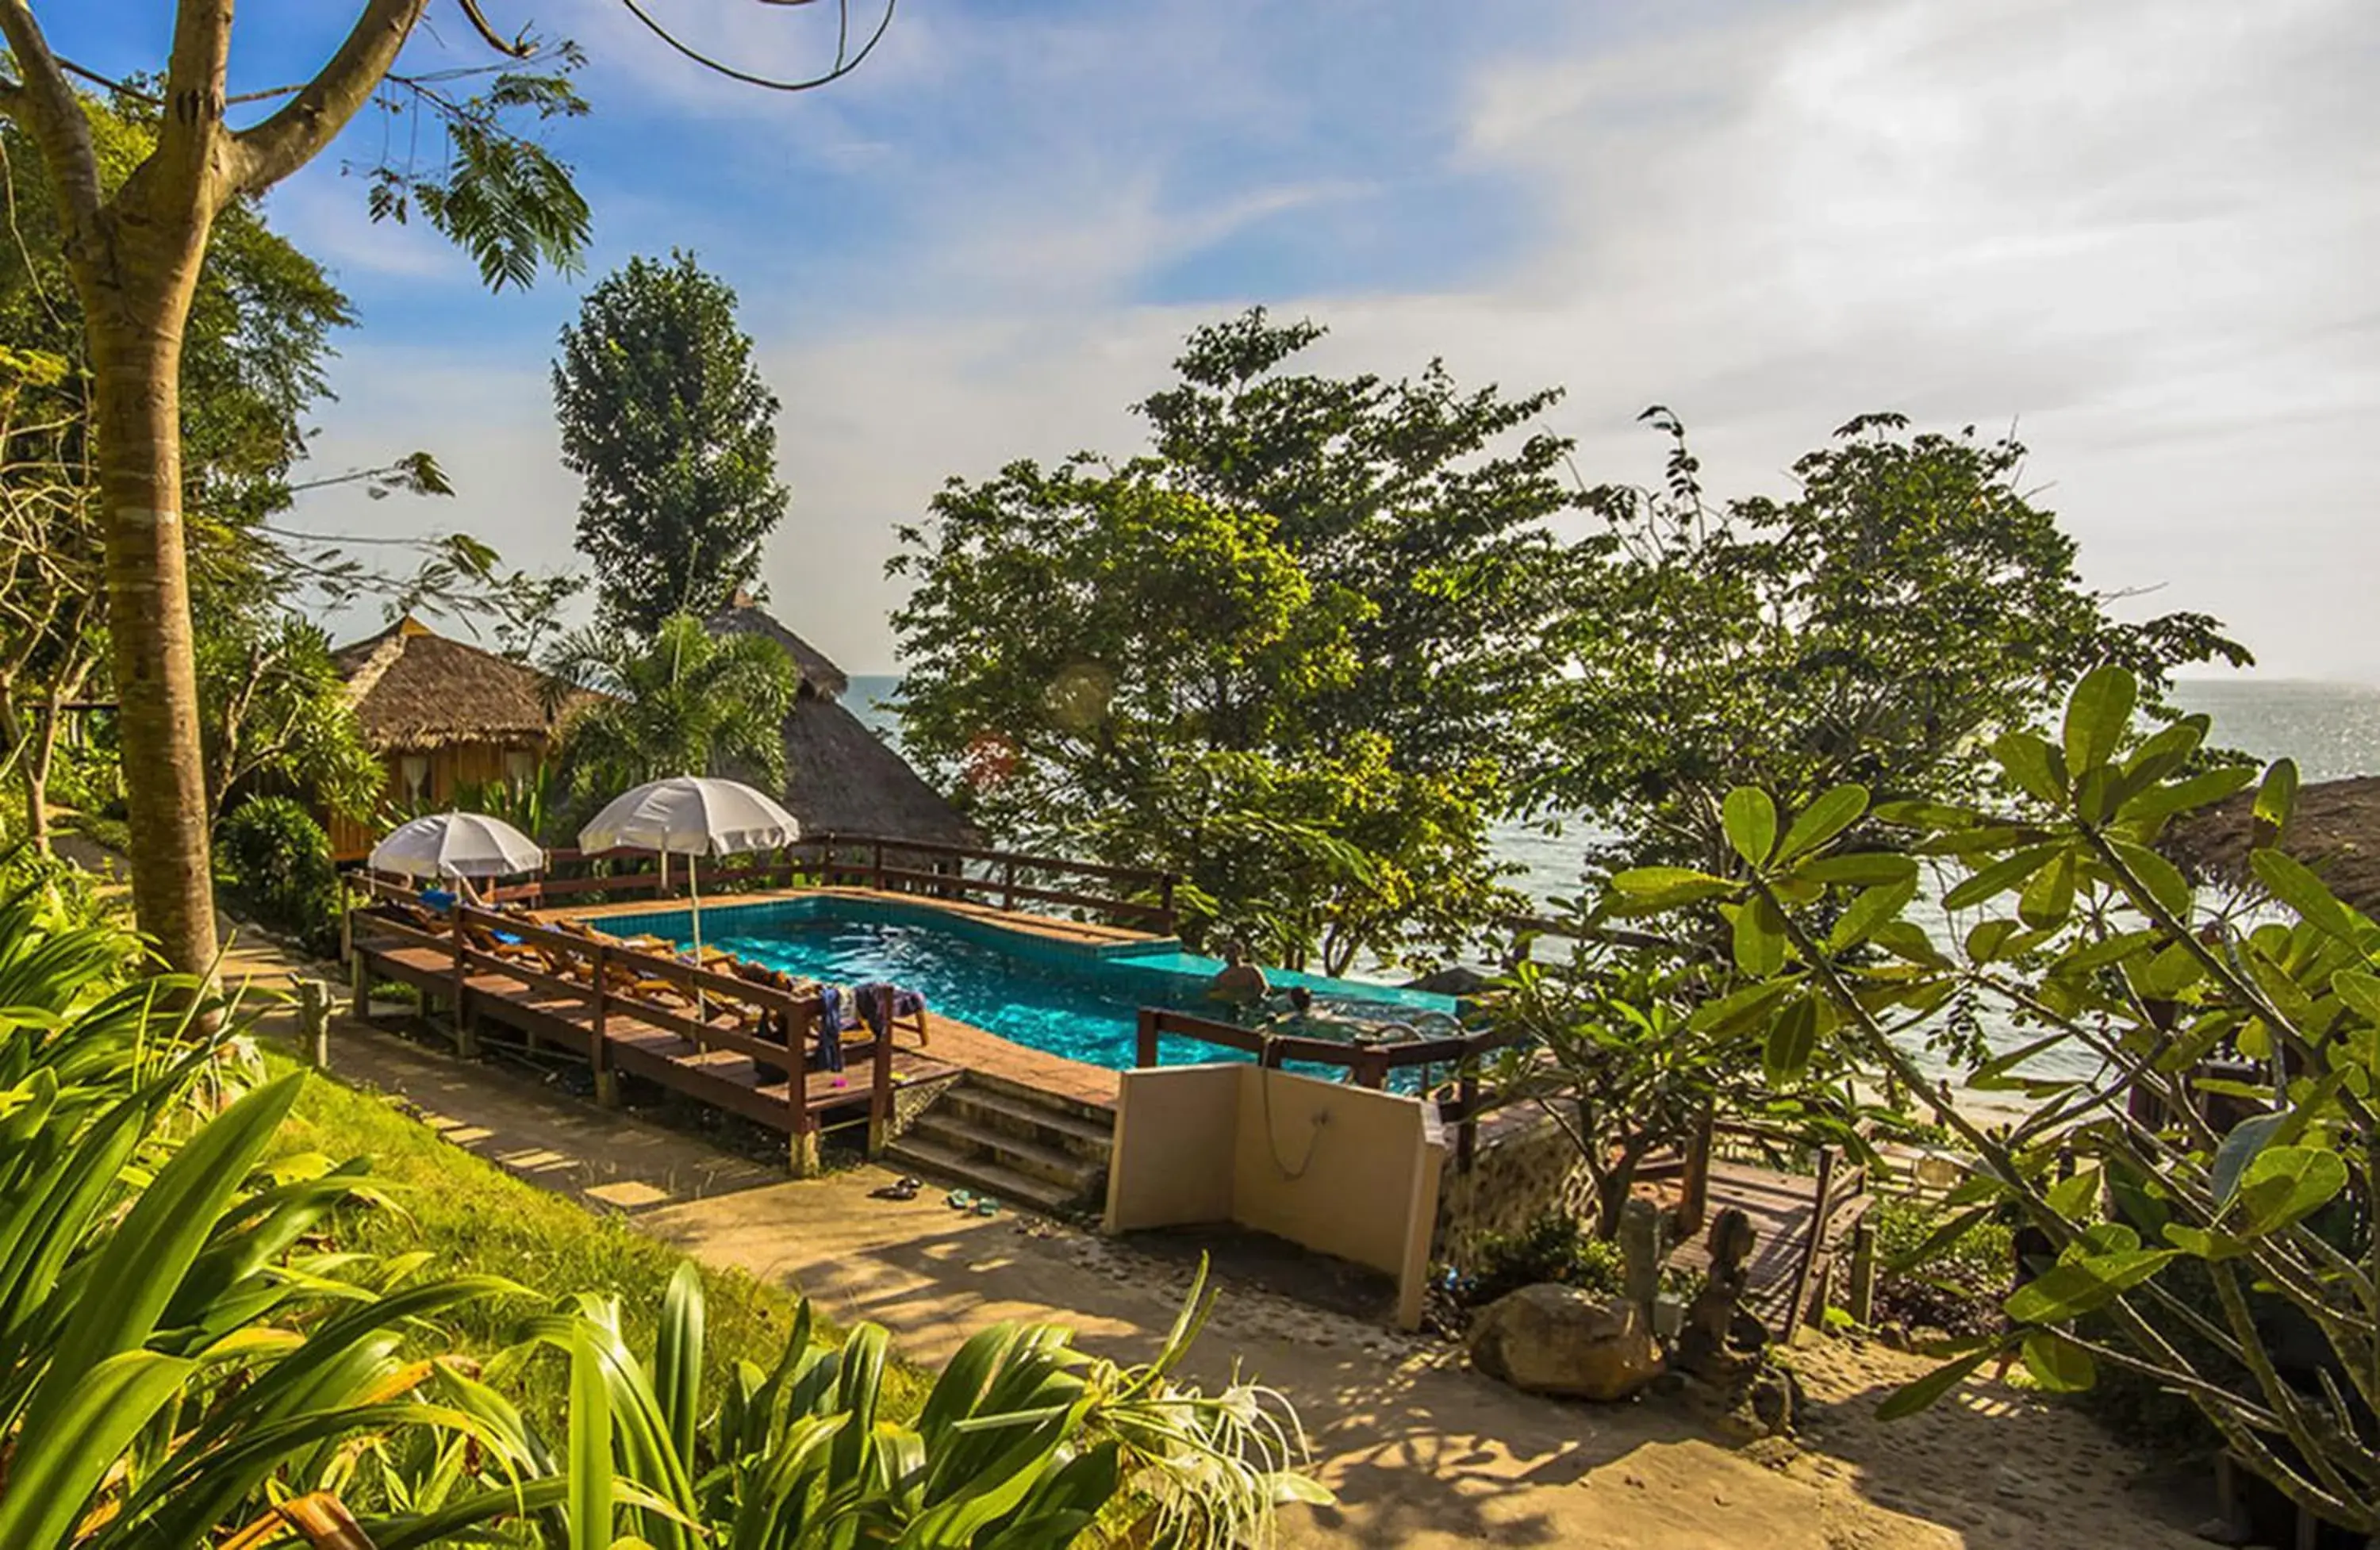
[690,858,704,1024]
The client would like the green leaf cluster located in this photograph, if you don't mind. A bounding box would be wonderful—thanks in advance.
[1589,665,2380,1529]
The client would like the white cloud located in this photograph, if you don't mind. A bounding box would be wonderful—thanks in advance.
[290,0,2380,681]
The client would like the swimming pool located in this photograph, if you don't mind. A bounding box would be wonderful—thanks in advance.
[589,893,1457,1072]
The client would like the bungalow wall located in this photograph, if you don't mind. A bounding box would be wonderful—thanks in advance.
[328,739,547,861]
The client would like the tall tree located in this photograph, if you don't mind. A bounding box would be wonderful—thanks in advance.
[0,2,889,973]
[1135,308,1579,787]
[892,458,1514,973]
[1540,410,2251,877]
[554,251,789,635]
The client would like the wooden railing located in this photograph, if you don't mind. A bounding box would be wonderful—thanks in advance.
[422,831,1179,934]
[794,832,1177,934]
[347,896,891,1174]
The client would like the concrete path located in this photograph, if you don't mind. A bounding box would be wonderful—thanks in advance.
[221,927,2205,1550]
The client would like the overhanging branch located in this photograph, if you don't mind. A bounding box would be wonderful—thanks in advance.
[0,1,104,229]
[232,0,429,195]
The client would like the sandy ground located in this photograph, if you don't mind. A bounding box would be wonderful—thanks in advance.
[223,930,2210,1550]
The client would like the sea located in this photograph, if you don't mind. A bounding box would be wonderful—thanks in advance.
[846,674,2380,907]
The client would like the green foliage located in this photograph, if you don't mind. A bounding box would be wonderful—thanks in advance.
[1485,948,1866,1238]
[554,251,789,632]
[195,613,384,823]
[213,796,344,954]
[546,612,799,798]
[1541,411,2250,875]
[892,311,1562,970]
[1457,1210,1626,1308]
[478,1257,1323,1550]
[1865,1195,2015,1338]
[1134,309,1578,783]
[1592,669,2380,1530]
[0,101,356,528]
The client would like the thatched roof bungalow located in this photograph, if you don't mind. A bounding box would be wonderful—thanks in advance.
[707,595,978,848]
[326,615,587,859]
[2168,775,2380,915]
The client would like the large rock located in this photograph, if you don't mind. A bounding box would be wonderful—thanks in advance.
[1465,1283,1664,1401]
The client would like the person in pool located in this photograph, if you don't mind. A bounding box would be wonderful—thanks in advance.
[1205,939,1271,1012]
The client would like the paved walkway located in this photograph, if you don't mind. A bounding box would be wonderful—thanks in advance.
[220,927,2205,1550]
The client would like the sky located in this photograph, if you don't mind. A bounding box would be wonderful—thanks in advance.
[48,0,2380,678]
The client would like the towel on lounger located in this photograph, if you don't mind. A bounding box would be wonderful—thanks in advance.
[853,981,925,1040]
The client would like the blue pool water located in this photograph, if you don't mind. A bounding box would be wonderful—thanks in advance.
[593,894,1457,1073]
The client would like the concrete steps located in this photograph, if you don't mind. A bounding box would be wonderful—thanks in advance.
[885,1076,1115,1218]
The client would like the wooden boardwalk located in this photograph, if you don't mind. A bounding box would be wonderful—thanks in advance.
[349,901,963,1174]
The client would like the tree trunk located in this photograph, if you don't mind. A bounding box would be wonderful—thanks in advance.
[21,695,59,852]
[84,252,219,975]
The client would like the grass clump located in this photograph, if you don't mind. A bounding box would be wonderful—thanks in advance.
[267,1057,931,1421]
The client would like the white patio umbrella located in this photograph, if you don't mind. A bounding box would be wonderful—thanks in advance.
[369,811,544,896]
[578,776,800,984]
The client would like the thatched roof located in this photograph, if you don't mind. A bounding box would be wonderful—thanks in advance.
[2167,775,2380,915]
[778,695,981,846]
[697,599,975,846]
[708,592,849,700]
[332,616,583,752]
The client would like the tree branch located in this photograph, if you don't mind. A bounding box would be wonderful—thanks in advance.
[0,1,105,232]
[155,0,236,207]
[231,0,428,195]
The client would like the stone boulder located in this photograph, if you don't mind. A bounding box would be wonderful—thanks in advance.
[1465,1283,1664,1401]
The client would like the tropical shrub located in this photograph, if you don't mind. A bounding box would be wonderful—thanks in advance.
[0,888,525,1548]
[472,1259,1322,1550]
[214,794,345,954]
[1484,946,1870,1239]
[1598,667,2378,1532]
[1865,1195,2013,1339]
[1456,1209,1626,1309]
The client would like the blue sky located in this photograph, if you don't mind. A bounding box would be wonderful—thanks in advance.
[47,0,2380,677]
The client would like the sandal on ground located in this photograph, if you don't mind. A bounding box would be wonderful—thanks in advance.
[946,1190,974,1209]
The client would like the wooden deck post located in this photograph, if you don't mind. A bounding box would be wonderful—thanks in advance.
[450,922,476,1059]
[1158,873,1177,935]
[1136,1008,1160,1069]
[349,944,370,1022]
[871,837,885,893]
[1676,1108,1714,1241]
[1455,1067,1479,1173]
[1847,1216,1878,1326]
[867,1003,896,1157]
[297,978,331,1069]
[1000,857,1016,912]
[789,1011,819,1177]
[590,944,619,1109]
[1783,1146,1839,1341]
